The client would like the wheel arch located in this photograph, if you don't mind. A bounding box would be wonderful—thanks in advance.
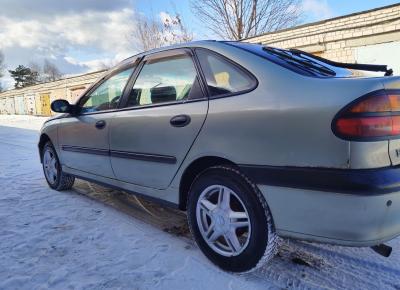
[38,133,51,163]
[179,156,237,210]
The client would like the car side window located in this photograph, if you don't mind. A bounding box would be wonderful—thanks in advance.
[125,54,198,108]
[195,49,256,97]
[80,68,133,113]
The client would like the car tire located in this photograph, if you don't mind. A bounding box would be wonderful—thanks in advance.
[187,165,278,273]
[42,141,75,191]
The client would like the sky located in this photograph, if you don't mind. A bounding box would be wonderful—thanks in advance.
[0,0,399,89]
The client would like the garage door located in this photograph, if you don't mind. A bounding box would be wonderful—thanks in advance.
[355,41,400,76]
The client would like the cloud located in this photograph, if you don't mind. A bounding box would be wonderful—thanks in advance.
[0,0,132,19]
[0,5,139,89]
[0,8,137,57]
[64,56,120,72]
[302,0,333,21]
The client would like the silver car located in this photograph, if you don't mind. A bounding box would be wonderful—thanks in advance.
[39,40,400,272]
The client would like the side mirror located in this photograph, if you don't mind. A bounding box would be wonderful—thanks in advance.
[51,99,72,114]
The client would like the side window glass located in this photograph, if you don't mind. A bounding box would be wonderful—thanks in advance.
[196,49,256,97]
[125,54,198,108]
[81,68,133,113]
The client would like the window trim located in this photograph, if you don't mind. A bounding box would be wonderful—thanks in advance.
[71,98,207,116]
[59,48,210,118]
[67,46,257,117]
[118,48,207,110]
[193,47,258,100]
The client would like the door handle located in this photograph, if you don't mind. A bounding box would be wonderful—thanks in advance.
[170,115,191,127]
[95,120,106,129]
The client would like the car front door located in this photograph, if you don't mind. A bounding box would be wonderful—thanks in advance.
[58,67,134,178]
[109,49,208,189]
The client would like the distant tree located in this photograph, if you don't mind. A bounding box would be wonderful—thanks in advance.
[191,0,302,40]
[28,60,63,83]
[0,51,4,92]
[28,62,42,78]
[8,65,40,89]
[42,59,62,82]
[134,12,193,51]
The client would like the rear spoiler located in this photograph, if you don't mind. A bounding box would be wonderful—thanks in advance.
[290,49,394,76]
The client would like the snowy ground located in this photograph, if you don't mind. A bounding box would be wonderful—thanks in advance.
[1,115,400,290]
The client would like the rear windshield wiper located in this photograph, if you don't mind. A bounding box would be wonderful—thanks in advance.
[290,48,394,76]
[262,46,336,77]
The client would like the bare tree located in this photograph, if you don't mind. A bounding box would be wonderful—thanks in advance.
[191,0,302,40]
[43,59,62,82]
[135,15,164,51]
[28,60,62,83]
[28,62,42,77]
[134,12,193,51]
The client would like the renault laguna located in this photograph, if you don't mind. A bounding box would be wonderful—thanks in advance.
[39,40,400,272]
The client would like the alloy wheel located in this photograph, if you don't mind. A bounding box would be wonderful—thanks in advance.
[43,148,58,185]
[196,185,251,257]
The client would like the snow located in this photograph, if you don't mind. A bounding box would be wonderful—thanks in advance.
[1,114,400,289]
[0,114,48,131]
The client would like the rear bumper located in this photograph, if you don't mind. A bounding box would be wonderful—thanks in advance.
[240,165,400,246]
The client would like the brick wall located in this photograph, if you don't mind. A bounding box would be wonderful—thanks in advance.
[244,3,400,63]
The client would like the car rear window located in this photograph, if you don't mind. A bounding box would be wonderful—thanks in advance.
[226,42,351,78]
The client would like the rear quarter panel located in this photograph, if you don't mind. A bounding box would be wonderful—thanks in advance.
[173,43,388,187]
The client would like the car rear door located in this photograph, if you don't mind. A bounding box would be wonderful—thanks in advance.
[109,48,208,189]
[58,67,134,178]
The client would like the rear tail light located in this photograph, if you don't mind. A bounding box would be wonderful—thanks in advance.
[332,90,400,140]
